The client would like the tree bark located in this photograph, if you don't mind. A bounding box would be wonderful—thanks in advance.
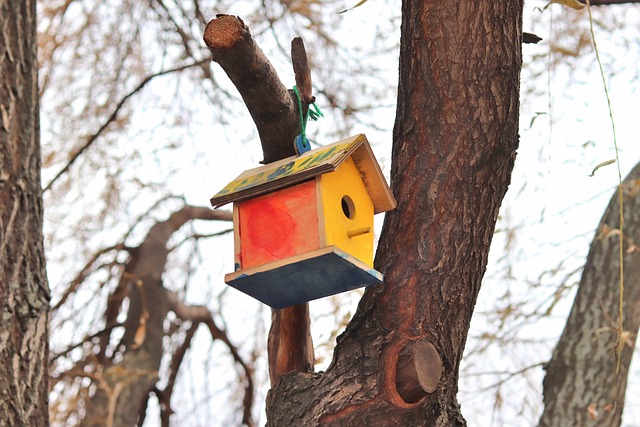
[267,304,314,385]
[0,0,50,425]
[539,163,640,427]
[265,0,523,424]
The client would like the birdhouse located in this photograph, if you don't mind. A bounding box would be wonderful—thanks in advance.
[210,134,396,309]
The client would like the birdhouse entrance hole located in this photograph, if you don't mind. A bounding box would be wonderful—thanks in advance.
[341,195,355,219]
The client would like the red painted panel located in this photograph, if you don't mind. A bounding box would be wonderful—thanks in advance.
[238,180,320,269]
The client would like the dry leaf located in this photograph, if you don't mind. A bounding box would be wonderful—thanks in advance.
[587,403,598,420]
[589,159,616,177]
[131,321,146,350]
[338,0,369,14]
[544,0,586,10]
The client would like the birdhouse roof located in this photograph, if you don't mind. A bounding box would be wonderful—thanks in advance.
[210,134,396,214]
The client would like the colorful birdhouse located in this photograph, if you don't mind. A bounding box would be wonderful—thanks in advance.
[210,134,396,309]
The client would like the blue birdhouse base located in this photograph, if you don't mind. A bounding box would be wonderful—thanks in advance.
[224,246,383,309]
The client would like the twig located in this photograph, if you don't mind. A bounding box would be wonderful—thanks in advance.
[169,228,233,252]
[291,37,313,105]
[473,362,545,393]
[50,321,124,361]
[43,60,208,192]
[159,322,199,427]
[166,291,255,426]
[53,243,129,311]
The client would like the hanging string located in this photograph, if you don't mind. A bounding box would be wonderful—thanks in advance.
[292,86,323,149]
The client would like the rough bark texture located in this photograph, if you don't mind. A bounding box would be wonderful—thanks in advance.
[203,15,300,164]
[539,163,640,427]
[266,0,523,425]
[0,0,50,425]
[80,207,233,426]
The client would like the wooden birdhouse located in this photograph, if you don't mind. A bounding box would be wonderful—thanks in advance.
[210,134,396,309]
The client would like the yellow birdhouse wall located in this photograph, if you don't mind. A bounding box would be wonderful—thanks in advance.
[319,156,374,267]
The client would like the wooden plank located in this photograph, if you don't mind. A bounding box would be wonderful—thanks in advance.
[225,246,383,309]
[347,227,371,238]
[237,180,320,269]
[210,135,364,208]
[315,176,326,247]
[351,139,397,214]
[233,203,242,271]
[211,133,397,216]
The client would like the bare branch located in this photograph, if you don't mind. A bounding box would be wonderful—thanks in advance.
[52,243,129,312]
[204,317,255,427]
[166,290,255,426]
[291,37,313,105]
[50,322,125,362]
[159,323,199,427]
[170,228,233,252]
[43,60,209,192]
[475,362,545,393]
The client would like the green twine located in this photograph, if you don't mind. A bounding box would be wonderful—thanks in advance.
[292,86,323,147]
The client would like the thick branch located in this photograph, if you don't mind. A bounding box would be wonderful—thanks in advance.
[203,15,299,163]
[80,205,234,426]
[267,305,314,385]
[395,341,443,403]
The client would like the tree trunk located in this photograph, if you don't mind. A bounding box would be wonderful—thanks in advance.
[539,163,640,427]
[0,0,51,425]
[265,0,523,424]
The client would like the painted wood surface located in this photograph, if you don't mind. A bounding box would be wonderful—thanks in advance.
[315,177,327,247]
[211,135,361,208]
[349,138,397,214]
[225,246,383,309]
[233,203,241,271]
[237,180,320,269]
[320,157,374,267]
[210,134,397,214]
